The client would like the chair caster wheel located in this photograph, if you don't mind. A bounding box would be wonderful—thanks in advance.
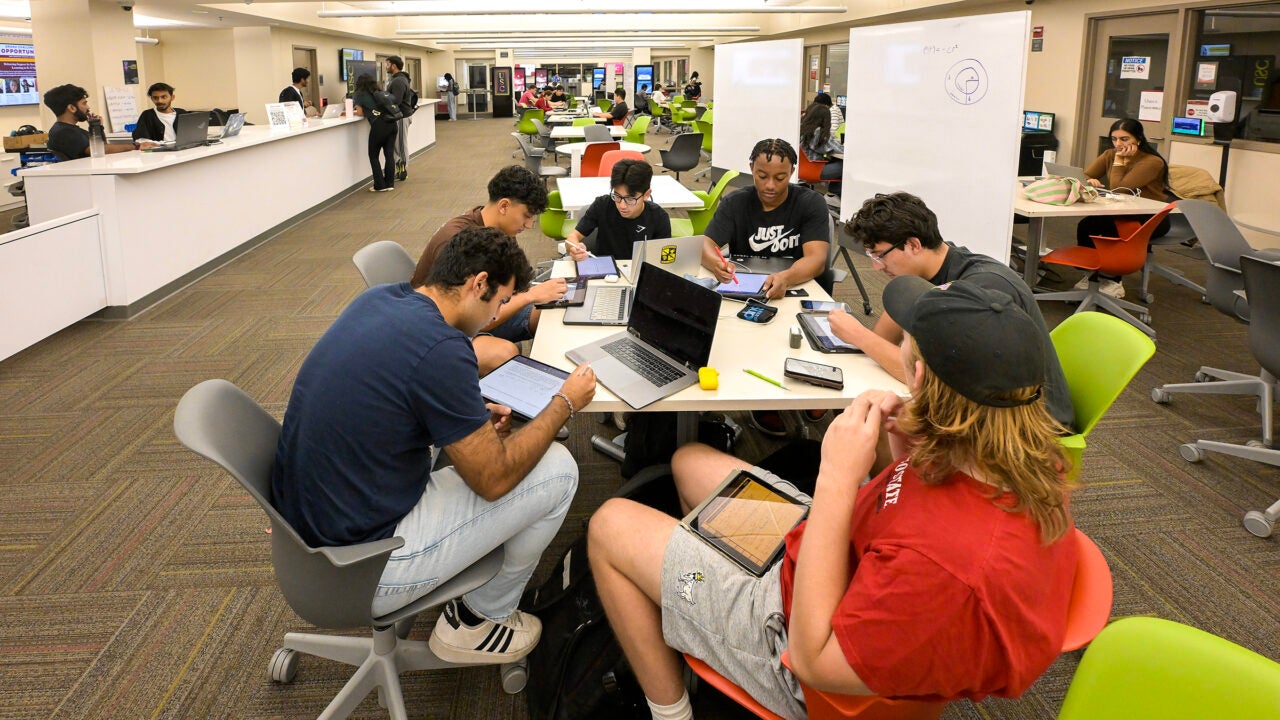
[1179,443,1206,463]
[1194,371,1211,383]
[1243,510,1275,538]
[270,648,299,683]
[501,659,528,694]
[1141,292,1154,304]
[1151,388,1172,404]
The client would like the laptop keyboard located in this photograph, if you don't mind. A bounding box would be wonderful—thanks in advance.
[602,338,684,386]
[590,287,632,321]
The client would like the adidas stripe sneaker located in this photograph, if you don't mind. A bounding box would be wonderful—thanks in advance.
[428,599,542,664]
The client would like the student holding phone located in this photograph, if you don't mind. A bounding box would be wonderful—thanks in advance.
[588,276,1079,720]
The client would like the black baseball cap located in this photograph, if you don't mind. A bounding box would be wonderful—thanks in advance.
[883,276,1045,407]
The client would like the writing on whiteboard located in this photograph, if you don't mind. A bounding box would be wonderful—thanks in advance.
[943,59,989,105]
[924,44,960,55]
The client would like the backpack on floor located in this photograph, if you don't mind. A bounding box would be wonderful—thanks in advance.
[620,412,738,479]
[522,465,680,720]
[371,90,404,123]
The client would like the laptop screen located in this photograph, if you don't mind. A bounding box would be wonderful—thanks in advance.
[175,113,209,144]
[628,263,720,369]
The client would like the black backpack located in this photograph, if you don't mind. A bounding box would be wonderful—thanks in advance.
[393,74,419,117]
[522,466,680,720]
[371,89,404,123]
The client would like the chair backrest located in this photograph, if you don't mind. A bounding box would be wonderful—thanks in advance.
[692,120,714,151]
[597,98,612,112]
[648,97,663,116]
[539,190,568,239]
[624,115,650,143]
[583,124,613,143]
[686,170,741,236]
[174,380,398,629]
[797,149,828,184]
[572,117,594,127]
[352,240,415,288]
[532,117,552,140]
[1050,311,1156,439]
[666,131,703,163]
[702,108,714,124]
[580,142,620,178]
[1241,255,1280,380]
[516,116,538,136]
[1091,205,1174,276]
[598,150,645,178]
[1177,198,1256,320]
[1062,529,1114,652]
[1057,617,1280,720]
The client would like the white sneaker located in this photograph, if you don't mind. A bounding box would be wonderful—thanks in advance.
[428,599,542,664]
[1073,275,1091,290]
[1098,280,1126,299]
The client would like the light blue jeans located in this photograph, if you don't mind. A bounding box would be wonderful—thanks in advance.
[446,93,457,120]
[372,442,577,619]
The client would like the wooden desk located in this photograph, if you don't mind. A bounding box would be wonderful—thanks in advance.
[530,260,906,415]
[550,125,627,140]
[557,176,702,212]
[1012,184,1172,288]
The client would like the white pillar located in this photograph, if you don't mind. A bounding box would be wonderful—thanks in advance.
[32,0,141,130]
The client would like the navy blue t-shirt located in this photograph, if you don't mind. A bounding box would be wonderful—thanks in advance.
[271,283,490,547]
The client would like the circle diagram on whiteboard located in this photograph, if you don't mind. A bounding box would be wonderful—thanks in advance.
[944,59,989,105]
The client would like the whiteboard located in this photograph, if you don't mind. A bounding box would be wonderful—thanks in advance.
[711,39,803,176]
[842,12,1030,262]
[102,86,140,134]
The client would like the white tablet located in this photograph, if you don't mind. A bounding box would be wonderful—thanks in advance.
[478,356,570,421]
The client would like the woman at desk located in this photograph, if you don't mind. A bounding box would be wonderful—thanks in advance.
[1075,117,1171,298]
[799,100,843,196]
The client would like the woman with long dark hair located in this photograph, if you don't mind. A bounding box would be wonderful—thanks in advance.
[799,101,843,194]
[443,72,458,121]
[351,74,397,192]
[1074,117,1171,298]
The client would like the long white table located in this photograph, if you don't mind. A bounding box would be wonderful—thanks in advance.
[557,175,703,212]
[550,125,627,140]
[553,140,651,177]
[1013,184,1172,287]
[530,259,905,415]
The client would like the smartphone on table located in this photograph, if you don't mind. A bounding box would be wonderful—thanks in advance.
[800,300,849,314]
[783,358,844,390]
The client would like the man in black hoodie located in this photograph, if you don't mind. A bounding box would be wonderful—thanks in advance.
[131,83,186,144]
[386,56,414,181]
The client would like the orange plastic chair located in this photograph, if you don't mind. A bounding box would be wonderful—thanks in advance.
[797,149,829,184]
[682,528,1110,718]
[1034,205,1175,338]
[597,149,645,178]
[580,142,620,178]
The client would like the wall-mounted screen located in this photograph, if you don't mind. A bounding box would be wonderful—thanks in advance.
[634,65,654,92]
[535,68,548,86]
[592,67,605,90]
[1022,110,1054,133]
[1200,44,1231,57]
[513,67,526,94]
[0,44,37,107]
[339,48,364,81]
[1171,116,1206,136]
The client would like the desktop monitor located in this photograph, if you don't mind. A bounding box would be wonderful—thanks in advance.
[1023,110,1055,133]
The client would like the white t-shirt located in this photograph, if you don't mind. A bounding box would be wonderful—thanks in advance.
[157,111,177,142]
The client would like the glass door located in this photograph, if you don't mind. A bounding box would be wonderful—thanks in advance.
[1082,13,1183,161]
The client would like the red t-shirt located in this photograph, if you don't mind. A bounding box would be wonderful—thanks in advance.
[779,458,1077,702]
[535,97,552,112]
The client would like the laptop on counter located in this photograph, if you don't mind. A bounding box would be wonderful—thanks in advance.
[566,263,720,409]
[218,113,246,139]
[1044,161,1088,182]
[148,113,211,152]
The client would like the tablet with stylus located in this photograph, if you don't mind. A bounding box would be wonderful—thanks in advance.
[681,469,809,577]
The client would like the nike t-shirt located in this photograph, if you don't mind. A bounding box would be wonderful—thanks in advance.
[705,184,830,259]
[574,195,672,259]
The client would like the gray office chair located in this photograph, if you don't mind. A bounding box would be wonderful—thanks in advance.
[1137,212,1204,303]
[353,241,415,288]
[582,124,612,143]
[1173,257,1280,538]
[514,133,568,186]
[657,132,703,182]
[174,380,521,719]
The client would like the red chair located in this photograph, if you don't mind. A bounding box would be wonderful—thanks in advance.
[597,149,645,178]
[683,528,1112,718]
[1034,205,1174,338]
[579,142,619,178]
[798,150,840,192]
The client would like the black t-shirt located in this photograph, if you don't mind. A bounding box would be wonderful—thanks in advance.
[705,185,830,259]
[929,243,1076,430]
[608,102,629,123]
[48,121,89,160]
[576,195,672,259]
[353,90,378,125]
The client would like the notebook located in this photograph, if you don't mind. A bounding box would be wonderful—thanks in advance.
[565,263,720,409]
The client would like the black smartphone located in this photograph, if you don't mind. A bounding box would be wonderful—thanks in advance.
[534,280,588,309]
[737,298,778,324]
[800,300,849,313]
[784,358,844,390]
[785,288,809,297]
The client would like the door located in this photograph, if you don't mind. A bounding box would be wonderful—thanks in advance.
[1080,13,1183,162]
[291,47,319,108]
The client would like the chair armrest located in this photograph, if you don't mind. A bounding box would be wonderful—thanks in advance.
[1211,262,1241,275]
[692,191,711,203]
[317,536,405,568]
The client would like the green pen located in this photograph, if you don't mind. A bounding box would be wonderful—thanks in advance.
[744,368,788,390]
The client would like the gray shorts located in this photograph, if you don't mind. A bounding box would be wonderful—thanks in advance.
[483,303,534,343]
[660,467,810,720]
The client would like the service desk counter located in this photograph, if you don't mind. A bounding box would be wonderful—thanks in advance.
[19,112,435,317]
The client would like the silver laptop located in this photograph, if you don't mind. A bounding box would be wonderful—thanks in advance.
[1045,161,1088,182]
[218,112,246,139]
[563,236,703,325]
[640,235,703,277]
[321,103,344,119]
[566,263,721,409]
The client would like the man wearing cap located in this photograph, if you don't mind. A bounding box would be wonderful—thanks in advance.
[588,276,1079,720]
[828,191,1075,430]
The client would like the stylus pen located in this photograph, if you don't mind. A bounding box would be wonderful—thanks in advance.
[714,244,739,284]
[567,239,596,258]
[744,368,788,390]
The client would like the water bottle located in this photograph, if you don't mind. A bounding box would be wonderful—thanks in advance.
[88,118,106,158]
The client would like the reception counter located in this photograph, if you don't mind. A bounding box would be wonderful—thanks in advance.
[2,110,435,361]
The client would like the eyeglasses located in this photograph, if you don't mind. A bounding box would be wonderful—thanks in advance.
[865,242,905,264]
[609,191,643,207]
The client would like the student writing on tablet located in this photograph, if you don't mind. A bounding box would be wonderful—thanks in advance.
[700,138,830,301]
[588,276,1079,720]
[565,159,671,261]
[826,192,1075,430]
[273,227,596,667]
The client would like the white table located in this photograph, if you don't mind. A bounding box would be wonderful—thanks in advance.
[557,175,703,212]
[530,259,905,415]
[550,125,627,140]
[546,113,598,125]
[1013,184,1173,287]
[553,140,651,177]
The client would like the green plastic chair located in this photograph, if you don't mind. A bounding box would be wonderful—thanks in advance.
[1057,617,1280,719]
[692,120,713,153]
[1050,312,1156,478]
[539,191,571,240]
[678,170,739,237]
[624,115,651,145]
[596,98,612,112]
[702,107,714,124]
[516,108,544,138]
